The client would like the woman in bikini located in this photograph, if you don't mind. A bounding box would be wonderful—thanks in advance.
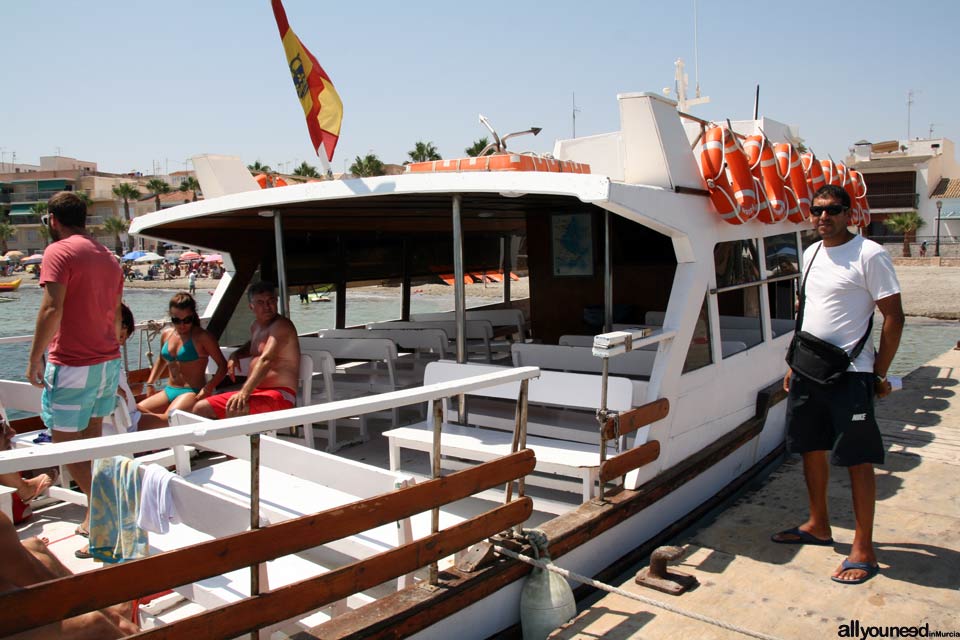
[137,293,227,429]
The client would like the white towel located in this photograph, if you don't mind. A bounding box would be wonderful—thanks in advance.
[137,464,179,534]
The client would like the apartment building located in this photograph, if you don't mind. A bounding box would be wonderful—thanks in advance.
[848,137,959,244]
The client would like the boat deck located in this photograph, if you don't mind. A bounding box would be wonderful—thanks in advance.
[551,346,960,639]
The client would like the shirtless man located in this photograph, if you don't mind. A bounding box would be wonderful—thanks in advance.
[192,281,301,419]
[0,513,138,638]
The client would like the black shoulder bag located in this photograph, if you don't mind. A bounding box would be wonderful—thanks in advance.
[786,242,873,385]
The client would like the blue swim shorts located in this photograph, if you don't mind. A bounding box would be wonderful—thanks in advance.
[41,359,122,432]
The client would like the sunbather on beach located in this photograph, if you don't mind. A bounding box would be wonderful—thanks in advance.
[137,293,227,429]
[0,512,139,638]
[193,281,301,419]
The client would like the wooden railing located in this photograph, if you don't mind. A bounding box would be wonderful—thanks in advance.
[0,451,535,638]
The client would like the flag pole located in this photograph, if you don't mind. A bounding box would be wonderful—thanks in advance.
[317,142,334,178]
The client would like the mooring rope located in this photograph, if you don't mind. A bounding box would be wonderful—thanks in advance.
[493,529,785,640]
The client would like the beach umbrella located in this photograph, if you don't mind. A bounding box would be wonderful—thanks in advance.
[0,256,8,263]
[4,251,24,261]
[122,250,147,262]
[180,251,201,261]
[133,252,164,263]
[21,254,44,265]
[203,254,223,263]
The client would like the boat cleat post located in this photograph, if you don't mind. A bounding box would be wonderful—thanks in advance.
[634,545,698,595]
[456,541,498,572]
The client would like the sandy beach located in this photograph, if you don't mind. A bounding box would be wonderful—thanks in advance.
[4,265,956,319]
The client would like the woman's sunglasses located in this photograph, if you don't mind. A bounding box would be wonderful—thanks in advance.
[810,205,847,217]
[170,316,196,325]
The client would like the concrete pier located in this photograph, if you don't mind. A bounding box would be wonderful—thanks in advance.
[551,347,960,639]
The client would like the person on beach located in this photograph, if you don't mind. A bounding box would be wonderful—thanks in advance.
[773,184,905,585]
[188,269,197,296]
[919,241,927,258]
[192,281,301,419]
[137,293,227,429]
[25,191,124,540]
[0,512,138,638]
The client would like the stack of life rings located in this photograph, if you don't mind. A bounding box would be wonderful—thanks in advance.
[699,125,870,227]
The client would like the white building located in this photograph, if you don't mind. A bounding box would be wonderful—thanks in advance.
[848,137,960,245]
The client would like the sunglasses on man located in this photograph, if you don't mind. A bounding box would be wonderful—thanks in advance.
[170,315,196,325]
[809,205,847,217]
[40,214,50,226]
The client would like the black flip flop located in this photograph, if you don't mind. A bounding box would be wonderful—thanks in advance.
[75,527,89,538]
[770,526,833,546]
[75,547,93,559]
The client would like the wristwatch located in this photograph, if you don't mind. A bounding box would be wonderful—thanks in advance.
[874,374,887,385]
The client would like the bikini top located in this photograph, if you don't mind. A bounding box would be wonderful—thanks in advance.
[161,335,200,363]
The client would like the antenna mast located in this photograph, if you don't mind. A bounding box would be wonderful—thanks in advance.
[693,0,700,98]
[906,90,915,139]
[572,92,581,138]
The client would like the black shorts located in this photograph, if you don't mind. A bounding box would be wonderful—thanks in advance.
[786,372,884,467]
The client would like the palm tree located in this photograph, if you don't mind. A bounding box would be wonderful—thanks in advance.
[38,224,51,248]
[247,160,273,174]
[349,154,385,177]
[112,182,141,222]
[293,161,320,178]
[146,179,171,212]
[407,141,441,163]
[179,176,201,202]
[465,137,491,157]
[0,220,15,255]
[884,211,926,257]
[75,191,93,206]
[101,217,129,254]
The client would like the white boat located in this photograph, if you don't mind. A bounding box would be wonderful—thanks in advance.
[0,92,820,638]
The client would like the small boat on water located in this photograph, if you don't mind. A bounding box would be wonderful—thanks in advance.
[1,91,841,638]
[0,278,22,292]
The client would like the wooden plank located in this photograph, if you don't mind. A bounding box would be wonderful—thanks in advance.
[134,498,533,640]
[599,441,661,485]
[10,416,45,434]
[601,398,669,440]
[0,451,535,636]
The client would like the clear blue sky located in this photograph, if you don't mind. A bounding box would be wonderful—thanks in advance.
[3,0,959,175]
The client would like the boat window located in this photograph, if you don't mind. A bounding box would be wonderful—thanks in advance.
[682,295,713,373]
[713,240,763,355]
[764,233,800,337]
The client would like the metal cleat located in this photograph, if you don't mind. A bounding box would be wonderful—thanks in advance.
[635,545,698,595]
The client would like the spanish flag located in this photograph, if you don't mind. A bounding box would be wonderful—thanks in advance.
[271,0,343,162]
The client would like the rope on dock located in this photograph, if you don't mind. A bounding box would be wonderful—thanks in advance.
[493,533,786,640]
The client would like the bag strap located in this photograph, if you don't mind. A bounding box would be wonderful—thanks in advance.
[795,241,822,332]
[795,240,873,360]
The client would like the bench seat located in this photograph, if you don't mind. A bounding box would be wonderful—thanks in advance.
[384,423,605,502]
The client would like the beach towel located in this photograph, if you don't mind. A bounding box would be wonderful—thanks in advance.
[89,456,149,563]
[137,463,179,534]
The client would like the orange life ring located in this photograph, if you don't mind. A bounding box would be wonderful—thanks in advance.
[800,151,826,196]
[849,169,871,228]
[699,127,757,224]
[833,162,861,226]
[744,135,787,223]
[775,143,811,222]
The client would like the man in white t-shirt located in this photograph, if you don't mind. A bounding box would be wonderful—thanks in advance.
[772,184,904,586]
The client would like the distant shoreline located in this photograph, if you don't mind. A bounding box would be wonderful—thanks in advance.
[4,266,957,319]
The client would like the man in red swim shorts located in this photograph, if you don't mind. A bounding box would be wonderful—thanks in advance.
[193,281,301,419]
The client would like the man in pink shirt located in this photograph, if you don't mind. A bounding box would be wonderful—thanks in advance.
[26,191,124,538]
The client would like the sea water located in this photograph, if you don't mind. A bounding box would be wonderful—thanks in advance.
[0,287,955,382]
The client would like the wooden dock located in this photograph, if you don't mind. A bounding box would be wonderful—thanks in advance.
[551,347,960,639]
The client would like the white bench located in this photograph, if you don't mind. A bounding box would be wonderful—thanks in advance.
[384,361,634,502]
[313,328,447,383]
[368,319,502,362]
[300,336,404,431]
[412,308,527,342]
[146,464,372,634]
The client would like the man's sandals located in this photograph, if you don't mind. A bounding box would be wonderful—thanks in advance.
[770,526,833,546]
